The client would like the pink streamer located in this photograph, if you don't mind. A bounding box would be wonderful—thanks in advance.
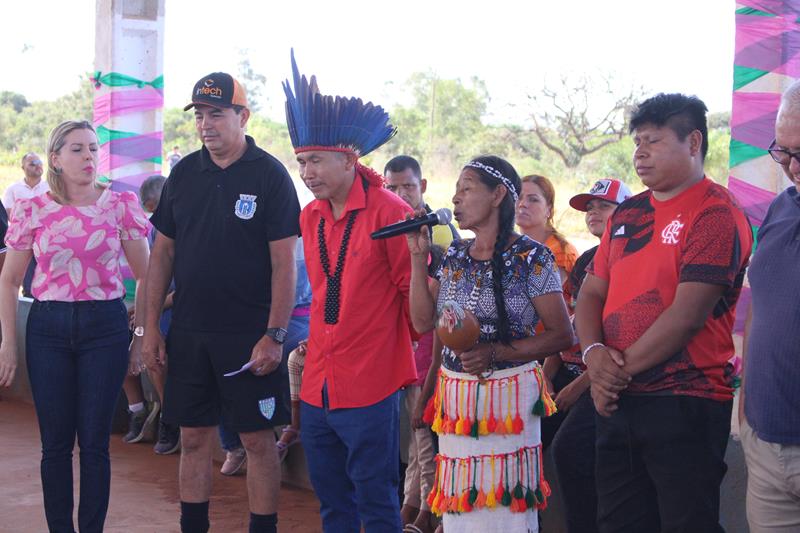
[731,92,780,129]
[735,14,792,55]
[728,176,776,226]
[93,87,164,125]
[98,131,163,174]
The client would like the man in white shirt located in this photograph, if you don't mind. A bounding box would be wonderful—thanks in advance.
[3,152,49,214]
[3,152,48,297]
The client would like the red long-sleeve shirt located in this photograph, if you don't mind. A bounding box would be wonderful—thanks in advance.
[300,173,417,409]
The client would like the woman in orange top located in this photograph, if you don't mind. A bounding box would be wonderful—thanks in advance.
[516,174,578,301]
[516,174,579,447]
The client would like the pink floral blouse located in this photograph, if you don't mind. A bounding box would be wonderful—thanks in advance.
[6,190,150,302]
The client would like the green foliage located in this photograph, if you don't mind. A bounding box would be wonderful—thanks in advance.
[705,128,731,184]
[237,50,268,113]
[0,91,30,113]
[385,72,490,176]
[0,71,733,247]
[0,78,94,164]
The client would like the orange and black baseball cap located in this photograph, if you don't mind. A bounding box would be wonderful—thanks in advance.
[184,72,248,111]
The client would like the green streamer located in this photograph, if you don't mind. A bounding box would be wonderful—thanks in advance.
[96,125,138,144]
[92,71,164,89]
[733,65,770,90]
[735,7,775,17]
[729,139,768,168]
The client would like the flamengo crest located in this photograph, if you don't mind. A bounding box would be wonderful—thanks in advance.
[661,219,684,245]
[235,194,257,220]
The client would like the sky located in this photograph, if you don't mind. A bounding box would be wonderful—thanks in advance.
[0,0,736,123]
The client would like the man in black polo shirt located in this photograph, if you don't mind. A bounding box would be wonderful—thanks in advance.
[142,72,300,533]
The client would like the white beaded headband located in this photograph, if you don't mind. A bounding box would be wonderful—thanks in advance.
[465,160,519,202]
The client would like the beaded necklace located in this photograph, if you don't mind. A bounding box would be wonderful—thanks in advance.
[317,177,367,324]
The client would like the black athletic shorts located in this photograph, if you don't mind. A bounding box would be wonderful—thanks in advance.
[162,327,290,432]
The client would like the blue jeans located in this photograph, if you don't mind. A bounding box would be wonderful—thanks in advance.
[26,299,130,533]
[218,314,309,450]
[301,389,402,533]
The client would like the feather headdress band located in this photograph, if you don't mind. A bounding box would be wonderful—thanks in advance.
[283,50,397,156]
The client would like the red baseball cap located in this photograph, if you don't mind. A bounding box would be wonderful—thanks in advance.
[569,178,633,212]
[184,72,248,111]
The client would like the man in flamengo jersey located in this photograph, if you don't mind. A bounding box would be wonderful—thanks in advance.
[575,93,752,533]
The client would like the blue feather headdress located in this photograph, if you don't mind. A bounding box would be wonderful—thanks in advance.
[283,50,396,156]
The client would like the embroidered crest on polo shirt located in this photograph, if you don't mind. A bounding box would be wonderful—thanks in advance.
[234,194,257,220]
[661,219,684,245]
[258,397,275,420]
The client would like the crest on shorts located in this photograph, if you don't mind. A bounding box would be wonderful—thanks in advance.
[259,397,275,420]
[234,194,257,220]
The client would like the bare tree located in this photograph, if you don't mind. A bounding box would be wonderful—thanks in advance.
[237,49,267,113]
[525,74,644,168]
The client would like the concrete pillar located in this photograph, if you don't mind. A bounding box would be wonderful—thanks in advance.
[94,0,165,191]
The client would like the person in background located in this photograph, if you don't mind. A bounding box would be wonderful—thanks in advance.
[516,174,578,293]
[0,203,7,273]
[384,155,459,255]
[543,178,632,533]
[3,152,49,298]
[385,161,445,533]
[516,173,580,441]
[168,146,182,171]
[0,120,150,533]
[740,79,800,532]
[119,175,181,455]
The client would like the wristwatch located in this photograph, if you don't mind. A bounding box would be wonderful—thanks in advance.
[265,327,288,345]
[133,326,145,337]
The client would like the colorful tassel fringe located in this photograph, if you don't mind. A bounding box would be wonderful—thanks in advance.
[428,368,553,439]
[427,445,548,517]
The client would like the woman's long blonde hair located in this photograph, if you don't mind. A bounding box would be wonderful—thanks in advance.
[520,174,569,250]
[47,120,97,203]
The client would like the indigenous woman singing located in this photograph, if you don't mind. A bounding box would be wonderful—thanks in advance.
[407,155,573,533]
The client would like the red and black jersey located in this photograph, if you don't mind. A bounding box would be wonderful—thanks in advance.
[588,177,752,401]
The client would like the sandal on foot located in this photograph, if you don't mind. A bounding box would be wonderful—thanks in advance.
[403,526,424,533]
[276,426,300,461]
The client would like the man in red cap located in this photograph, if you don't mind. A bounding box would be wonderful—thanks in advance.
[540,177,633,533]
[143,72,300,533]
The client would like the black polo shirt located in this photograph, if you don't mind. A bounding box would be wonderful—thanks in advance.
[151,136,301,333]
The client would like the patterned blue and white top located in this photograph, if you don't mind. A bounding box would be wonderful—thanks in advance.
[435,235,562,372]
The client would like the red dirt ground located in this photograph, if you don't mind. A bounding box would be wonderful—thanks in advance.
[0,398,322,532]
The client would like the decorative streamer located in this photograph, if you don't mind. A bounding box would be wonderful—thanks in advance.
[92,71,165,193]
[93,87,164,125]
[96,125,138,144]
[92,71,164,89]
[98,132,163,174]
[728,1,800,358]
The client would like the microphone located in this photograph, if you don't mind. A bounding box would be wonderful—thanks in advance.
[370,208,452,240]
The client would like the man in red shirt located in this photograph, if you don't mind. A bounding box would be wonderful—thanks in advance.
[576,93,752,532]
[283,52,417,532]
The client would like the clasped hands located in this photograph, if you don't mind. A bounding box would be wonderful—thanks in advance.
[584,345,632,417]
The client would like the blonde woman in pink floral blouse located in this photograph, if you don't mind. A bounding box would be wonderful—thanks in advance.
[0,120,150,533]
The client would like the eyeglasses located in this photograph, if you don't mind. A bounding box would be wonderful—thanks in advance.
[768,139,800,166]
